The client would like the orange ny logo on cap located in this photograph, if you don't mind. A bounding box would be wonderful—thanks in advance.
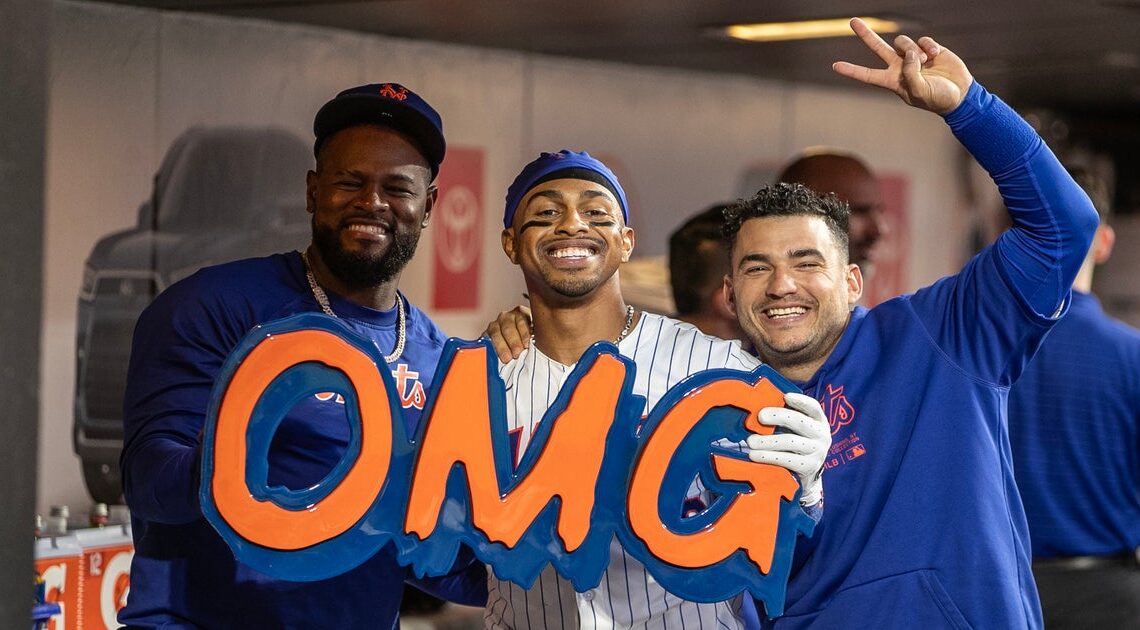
[378,84,408,100]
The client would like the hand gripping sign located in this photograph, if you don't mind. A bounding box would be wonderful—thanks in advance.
[200,314,815,617]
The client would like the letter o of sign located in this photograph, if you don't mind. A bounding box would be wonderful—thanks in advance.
[210,328,393,550]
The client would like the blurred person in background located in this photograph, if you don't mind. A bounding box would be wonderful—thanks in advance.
[777,150,887,274]
[668,203,750,347]
[1007,164,1140,628]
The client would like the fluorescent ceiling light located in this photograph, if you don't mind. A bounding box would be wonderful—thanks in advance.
[723,17,901,42]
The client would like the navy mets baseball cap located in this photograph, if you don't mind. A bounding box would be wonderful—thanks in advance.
[313,82,445,178]
[503,150,629,228]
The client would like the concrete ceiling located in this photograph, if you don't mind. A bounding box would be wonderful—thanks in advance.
[95,0,1140,209]
[98,0,1140,114]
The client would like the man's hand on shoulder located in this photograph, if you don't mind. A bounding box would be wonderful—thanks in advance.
[485,304,533,363]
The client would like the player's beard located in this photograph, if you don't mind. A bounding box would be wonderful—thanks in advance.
[547,275,599,298]
[311,217,420,290]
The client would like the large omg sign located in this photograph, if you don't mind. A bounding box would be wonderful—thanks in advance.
[200,314,813,616]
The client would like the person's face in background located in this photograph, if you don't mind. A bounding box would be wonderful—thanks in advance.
[780,154,886,268]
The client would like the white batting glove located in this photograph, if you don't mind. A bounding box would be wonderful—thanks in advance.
[745,392,830,507]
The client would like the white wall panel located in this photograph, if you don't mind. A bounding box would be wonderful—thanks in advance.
[528,58,787,258]
[155,11,367,145]
[42,0,161,518]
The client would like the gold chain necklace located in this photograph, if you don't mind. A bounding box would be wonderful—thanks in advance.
[301,250,406,363]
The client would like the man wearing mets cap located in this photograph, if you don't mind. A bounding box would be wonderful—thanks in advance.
[484,150,831,629]
[119,82,487,628]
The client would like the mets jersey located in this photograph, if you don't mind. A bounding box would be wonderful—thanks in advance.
[484,313,756,630]
[120,252,487,629]
[1008,290,1140,557]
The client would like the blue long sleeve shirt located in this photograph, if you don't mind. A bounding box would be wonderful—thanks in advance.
[119,252,487,629]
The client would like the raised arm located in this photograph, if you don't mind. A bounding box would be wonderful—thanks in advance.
[834,17,1098,382]
[832,17,972,115]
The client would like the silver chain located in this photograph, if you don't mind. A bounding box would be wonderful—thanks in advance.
[301,250,406,363]
[614,305,636,344]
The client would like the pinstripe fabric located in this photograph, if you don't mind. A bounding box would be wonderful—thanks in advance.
[484,313,757,630]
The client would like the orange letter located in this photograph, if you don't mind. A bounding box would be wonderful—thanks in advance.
[405,347,626,552]
[627,377,798,574]
[211,329,393,550]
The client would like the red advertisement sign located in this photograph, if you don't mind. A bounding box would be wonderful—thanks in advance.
[862,174,909,307]
[432,148,484,310]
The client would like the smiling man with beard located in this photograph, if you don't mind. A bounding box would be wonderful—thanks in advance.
[483,150,831,630]
[118,83,487,629]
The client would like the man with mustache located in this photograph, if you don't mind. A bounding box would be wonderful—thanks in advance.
[119,83,486,628]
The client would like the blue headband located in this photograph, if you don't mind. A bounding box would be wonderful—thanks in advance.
[503,150,629,228]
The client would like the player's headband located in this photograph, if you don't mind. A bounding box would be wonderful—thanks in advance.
[503,150,629,228]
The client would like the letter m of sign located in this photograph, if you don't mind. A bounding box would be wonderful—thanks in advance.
[402,342,641,590]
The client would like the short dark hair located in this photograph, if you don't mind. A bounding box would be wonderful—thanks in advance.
[723,183,850,261]
[669,204,731,315]
[1065,164,1112,222]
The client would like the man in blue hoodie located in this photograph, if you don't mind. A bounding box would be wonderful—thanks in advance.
[722,19,1097,628]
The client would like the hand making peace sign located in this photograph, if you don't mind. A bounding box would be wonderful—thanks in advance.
[833,17,974,115]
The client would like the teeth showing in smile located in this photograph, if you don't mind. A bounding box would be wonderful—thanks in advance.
[766,306,806,318]
[347,224,389,236]
[550,247,594,259]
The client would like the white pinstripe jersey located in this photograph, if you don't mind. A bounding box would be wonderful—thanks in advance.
[484,313,759,630]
